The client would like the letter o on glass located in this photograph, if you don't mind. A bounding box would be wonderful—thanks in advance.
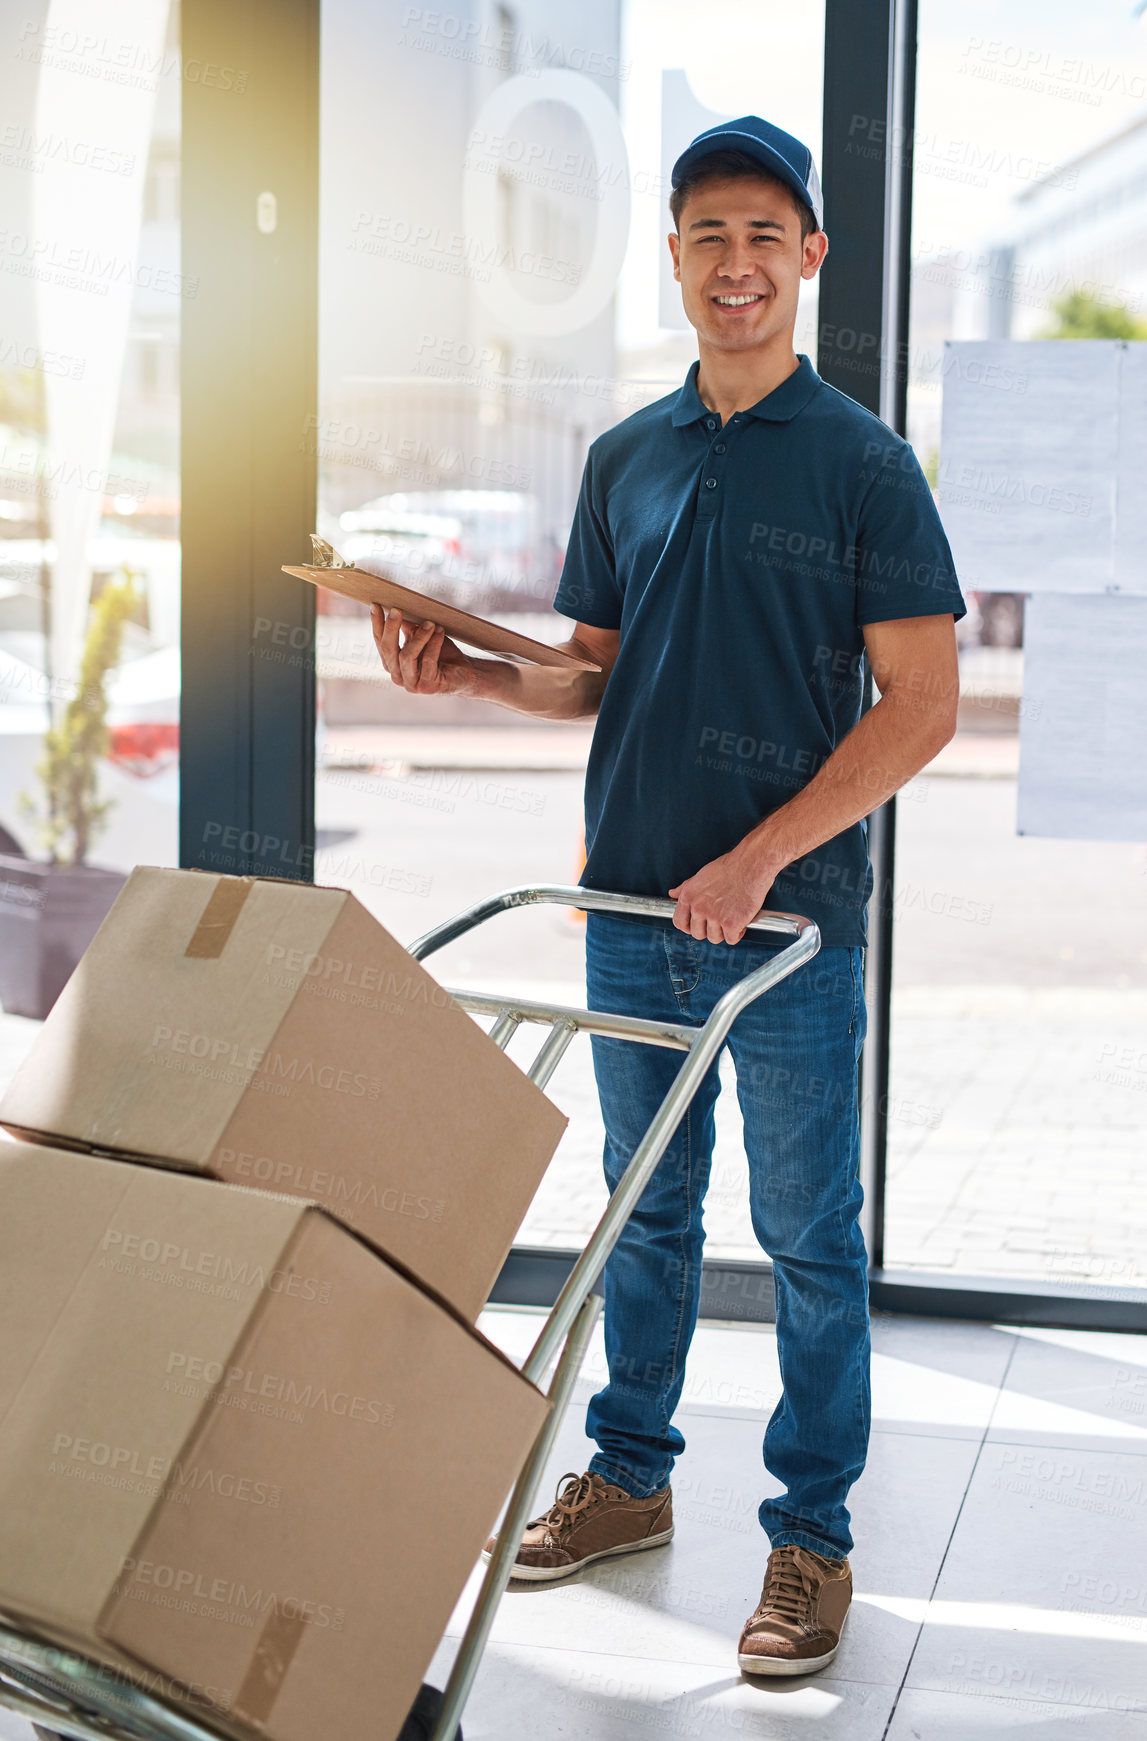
[462,70,631,336]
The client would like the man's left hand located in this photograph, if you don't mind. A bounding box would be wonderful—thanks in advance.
[668,847,777,945]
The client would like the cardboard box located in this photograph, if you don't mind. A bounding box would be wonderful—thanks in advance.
[0,867,567,1322]
[0,1139,548,1741]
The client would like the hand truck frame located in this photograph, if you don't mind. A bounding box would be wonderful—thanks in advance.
[0,884,819,1741]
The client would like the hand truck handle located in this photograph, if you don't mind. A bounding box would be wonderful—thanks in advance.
[409,881,815,962]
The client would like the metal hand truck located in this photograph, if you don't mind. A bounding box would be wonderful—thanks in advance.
[0,884,819,1741]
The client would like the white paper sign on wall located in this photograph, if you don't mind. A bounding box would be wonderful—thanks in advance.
[938,339,1147,596]
[1018,592,1147,841]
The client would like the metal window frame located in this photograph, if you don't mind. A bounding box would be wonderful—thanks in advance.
[179,0,318,884]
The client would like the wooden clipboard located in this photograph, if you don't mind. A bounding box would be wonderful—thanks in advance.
[282,564,600,671]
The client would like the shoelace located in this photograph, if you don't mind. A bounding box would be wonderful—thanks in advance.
[530,1471,605,1536]
[752,1545,822,1628]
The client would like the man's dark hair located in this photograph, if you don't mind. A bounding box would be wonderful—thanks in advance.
[669,147,818,241]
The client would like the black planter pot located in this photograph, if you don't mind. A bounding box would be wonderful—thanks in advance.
[0,854,127,1020]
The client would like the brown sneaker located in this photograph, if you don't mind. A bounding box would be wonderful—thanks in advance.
[737,1544,852,1676]
[482,1470,673,1583]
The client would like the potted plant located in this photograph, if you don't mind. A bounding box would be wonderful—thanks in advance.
[0,574,139,1019]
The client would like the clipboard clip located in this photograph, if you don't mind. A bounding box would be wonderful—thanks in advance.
[309,534,354,569]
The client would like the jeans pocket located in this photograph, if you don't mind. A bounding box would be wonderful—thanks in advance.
[662,931,699,1003]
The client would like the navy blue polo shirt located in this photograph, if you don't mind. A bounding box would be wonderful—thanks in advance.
[554,355,966,946]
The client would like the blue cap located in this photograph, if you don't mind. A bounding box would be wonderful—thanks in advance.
[671,115,824,231]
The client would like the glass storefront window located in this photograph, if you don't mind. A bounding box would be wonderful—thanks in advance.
[0,2,181,1036]
[882,0,1147,1291]
[314,0,825,1255]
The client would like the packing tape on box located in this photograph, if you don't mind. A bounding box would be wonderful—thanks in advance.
[185,878,254,959]
[231,1599,308,1727]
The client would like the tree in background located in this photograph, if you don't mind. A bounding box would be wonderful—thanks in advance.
[1038,289,1147,341]
[19,571,140,866]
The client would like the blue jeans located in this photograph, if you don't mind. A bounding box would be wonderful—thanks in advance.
[584,911,870,1561]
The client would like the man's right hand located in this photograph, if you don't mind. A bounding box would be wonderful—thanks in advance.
[370,604,617,720]
[370,605,481,698]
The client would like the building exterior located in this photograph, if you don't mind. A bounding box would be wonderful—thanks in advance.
[909,106,1147,461]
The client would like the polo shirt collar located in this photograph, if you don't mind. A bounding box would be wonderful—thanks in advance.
[670,354,820,427]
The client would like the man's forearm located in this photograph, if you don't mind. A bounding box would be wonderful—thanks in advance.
[733,689,955,881]
[465,645,607,720]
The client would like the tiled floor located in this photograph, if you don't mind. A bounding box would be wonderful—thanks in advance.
[412,1308,1147,1740]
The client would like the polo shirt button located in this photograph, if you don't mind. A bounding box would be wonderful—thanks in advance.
[705,477,717,489]
[714,443,726,454]
[706,418,716,430]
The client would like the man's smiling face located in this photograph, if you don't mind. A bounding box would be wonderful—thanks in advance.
[668,174,826,354]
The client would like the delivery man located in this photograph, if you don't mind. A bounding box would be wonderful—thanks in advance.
[371,115,965,1677]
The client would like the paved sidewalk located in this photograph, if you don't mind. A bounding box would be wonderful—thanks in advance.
[884,985,1147,1289]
